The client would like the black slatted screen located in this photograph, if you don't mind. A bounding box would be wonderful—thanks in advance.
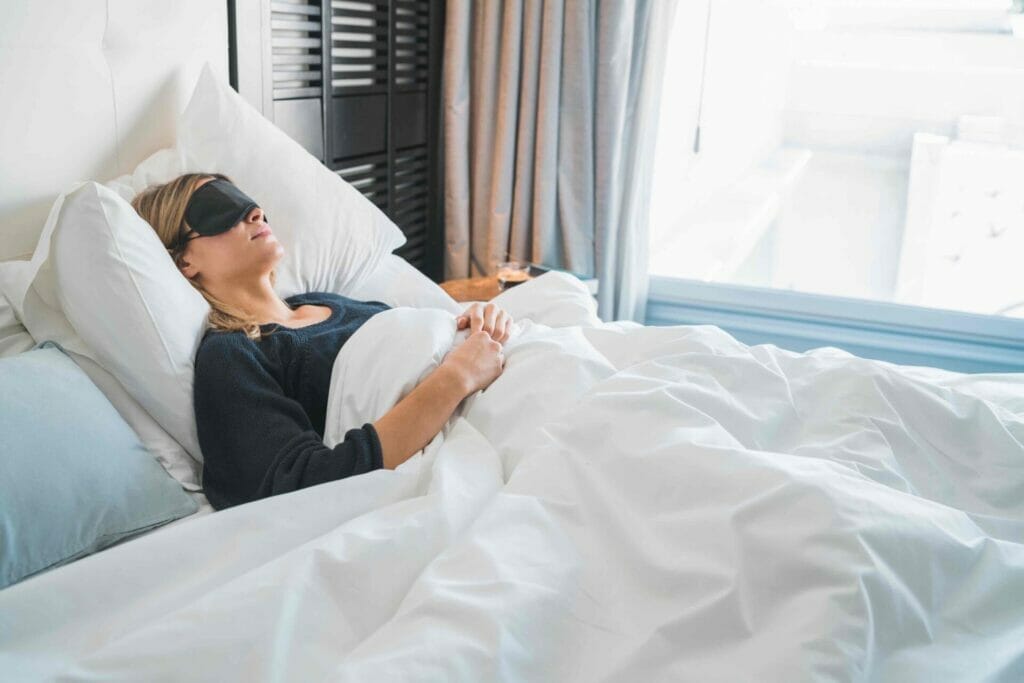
[327,0,441,276]
[258,0,443,279]
[270,1,324,99]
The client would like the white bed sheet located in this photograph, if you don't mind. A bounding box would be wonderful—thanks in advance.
[1,273,1023,682]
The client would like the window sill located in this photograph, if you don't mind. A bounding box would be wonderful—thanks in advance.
[645,275,1024,374]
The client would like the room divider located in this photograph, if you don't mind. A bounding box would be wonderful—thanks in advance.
[230,0,445,280]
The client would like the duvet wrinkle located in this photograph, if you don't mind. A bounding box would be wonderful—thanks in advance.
[852,537,936,651]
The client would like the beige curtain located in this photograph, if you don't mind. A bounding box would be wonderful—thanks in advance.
[442,0,677,322]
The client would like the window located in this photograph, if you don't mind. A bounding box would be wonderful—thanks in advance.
[647,0,1024,372]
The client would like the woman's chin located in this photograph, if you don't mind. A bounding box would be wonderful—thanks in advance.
[255,248,285,276]
[264,243,286,264]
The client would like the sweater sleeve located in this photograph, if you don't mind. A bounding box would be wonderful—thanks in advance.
[193,334,384,510]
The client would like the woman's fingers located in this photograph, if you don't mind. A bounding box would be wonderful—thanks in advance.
[485,303,502,337]
[456,305,481,333]
[471,303,493,336]
[496,314,511,343]
[469,305,483,334]
[462,303,512,342]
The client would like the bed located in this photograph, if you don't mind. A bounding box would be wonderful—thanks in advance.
[2,3,1024,681]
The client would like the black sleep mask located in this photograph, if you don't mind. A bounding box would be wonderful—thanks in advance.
[184,178,260,238]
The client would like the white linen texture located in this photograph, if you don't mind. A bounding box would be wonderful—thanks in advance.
[2,272,1023,682]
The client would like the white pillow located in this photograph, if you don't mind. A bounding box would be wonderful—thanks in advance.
[107,63,407,298]
[177,63,406,297]
[105,154,460,312]
[349,254,462,314]
[106,147,188,203]
[14,182,209,466]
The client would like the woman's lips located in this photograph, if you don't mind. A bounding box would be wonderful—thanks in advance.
[252,228,271,240]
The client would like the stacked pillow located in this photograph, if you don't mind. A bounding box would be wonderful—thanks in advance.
[0,257,204,489]
[0,342,197,589]
[12,63,459,482]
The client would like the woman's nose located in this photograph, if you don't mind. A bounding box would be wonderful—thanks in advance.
[246,207,265,223]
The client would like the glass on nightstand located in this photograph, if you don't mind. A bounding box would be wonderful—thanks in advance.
[495,260,530,291]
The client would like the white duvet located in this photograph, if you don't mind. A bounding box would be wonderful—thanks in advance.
[2,272,1024,682]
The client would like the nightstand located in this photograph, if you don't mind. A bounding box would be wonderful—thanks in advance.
[439,275,503,302]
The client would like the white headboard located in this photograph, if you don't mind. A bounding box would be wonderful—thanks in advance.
[0,0,229,262]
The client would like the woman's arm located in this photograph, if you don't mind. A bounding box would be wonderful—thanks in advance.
[373,364,468,469]
[193,327,506,507]
[373,329,505,469]
[194,337,386,509]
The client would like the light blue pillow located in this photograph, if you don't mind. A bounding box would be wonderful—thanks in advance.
[0,341,198,589]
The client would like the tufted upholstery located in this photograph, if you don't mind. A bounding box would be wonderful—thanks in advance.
[0,0,228,261]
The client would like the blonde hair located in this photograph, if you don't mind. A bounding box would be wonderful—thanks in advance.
[131,172,277,341]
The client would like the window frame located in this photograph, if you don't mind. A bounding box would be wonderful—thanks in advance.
[645,275,1024,374]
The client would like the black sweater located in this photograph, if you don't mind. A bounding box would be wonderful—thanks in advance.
[193,292,391,510]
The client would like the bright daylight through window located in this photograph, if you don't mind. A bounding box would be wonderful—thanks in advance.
[649,0,1024,319]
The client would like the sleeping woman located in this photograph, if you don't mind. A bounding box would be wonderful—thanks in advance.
[131,173,513,510]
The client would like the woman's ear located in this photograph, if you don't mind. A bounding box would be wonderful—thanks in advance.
[177,256,198,280]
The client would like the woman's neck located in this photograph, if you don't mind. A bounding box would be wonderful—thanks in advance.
[208,276,295,326]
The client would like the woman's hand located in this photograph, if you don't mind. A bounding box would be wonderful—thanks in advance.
[456,302,514,344]
[439,330,505,396]
[376,331,503,469]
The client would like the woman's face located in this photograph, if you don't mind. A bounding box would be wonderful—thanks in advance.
[177,177,284,285]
